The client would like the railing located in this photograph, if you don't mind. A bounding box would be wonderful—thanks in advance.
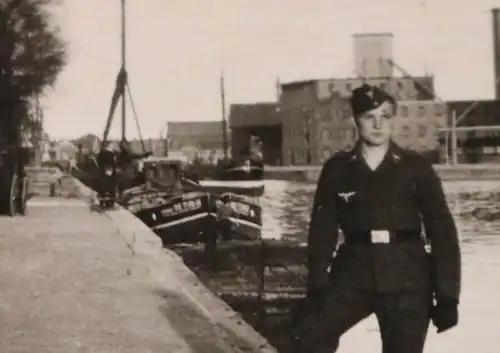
[173,239,308,330]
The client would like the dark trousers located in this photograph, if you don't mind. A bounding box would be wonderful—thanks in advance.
[293,284,432,353]
[218,219,233,241]
[202,217,219,265]
[98,173,116,198]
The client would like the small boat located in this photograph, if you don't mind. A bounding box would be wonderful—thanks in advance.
[121,156,213,245]
[121,156,263,245]
[186,74,265,197]
[124,188,214,245]
[194,148,265,197]
[199,179,264,197]
[217,192,263,241]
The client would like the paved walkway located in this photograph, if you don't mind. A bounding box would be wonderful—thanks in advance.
[0,197,275,353]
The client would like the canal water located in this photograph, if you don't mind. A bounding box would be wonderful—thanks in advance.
[257,179,500,352]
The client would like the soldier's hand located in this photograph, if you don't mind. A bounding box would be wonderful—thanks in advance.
[432,297,458,333]
[306,284,329,313]
[290,285,330,341]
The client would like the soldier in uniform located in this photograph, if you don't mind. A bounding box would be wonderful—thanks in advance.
[292,84,461,353]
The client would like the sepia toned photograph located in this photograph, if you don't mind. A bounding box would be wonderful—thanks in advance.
[0,0,499,352]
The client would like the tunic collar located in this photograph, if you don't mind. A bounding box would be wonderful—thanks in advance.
[348,140,402,164]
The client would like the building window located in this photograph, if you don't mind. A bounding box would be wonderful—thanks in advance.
[418,125,427,138]
[435,104,445,116]
[418,105,426,117]
[434,120,445,131]
[287,149,295,165]
[399,105,408,117]
[351,127,357,140]
[401,125,410,137]
[322,130,330,141]
[298,149,306,164]
[340,108,350,119]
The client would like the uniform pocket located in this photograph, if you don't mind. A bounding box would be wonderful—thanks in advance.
[403,242,429,266]
[329,245,373,289]
[401,243,431,290]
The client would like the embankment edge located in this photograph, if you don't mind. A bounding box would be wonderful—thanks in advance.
[71,177,278,353]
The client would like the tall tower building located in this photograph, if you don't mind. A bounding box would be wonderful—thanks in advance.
[353,33,394,78]
[492,8,500,99]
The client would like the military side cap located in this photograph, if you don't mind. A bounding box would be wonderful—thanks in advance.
[350,83,396,116]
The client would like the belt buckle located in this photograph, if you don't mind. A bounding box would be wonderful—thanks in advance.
[370,230,390,244]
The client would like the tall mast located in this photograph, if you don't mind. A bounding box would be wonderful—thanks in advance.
[100,0,130,148]
[220,72,228,159]
[120,0,126,141]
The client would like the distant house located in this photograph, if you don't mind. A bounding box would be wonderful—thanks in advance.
[167,121,225,149]
[36,132,52,165]
[104,138,168,157]
[49,140,78,163]
[72,133,101,155]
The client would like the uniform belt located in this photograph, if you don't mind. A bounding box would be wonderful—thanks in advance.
[343,230,422,244]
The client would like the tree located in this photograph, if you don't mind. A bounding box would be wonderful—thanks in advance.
[0,0,67,145]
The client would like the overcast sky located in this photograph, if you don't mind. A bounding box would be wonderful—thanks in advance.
[42,0,500,140]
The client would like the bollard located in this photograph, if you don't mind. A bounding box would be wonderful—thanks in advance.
[256,238,267,329]
[203,230,218,267]
[203,216,219,268]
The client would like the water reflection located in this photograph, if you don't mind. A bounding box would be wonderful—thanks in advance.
[261,180,500,263]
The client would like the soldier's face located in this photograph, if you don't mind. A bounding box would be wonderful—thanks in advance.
[356,101,394,146]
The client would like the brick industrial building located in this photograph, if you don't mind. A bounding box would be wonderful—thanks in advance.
[174,13,500,165]
[166,121,226,161]
[229,33,444,165]
[230,103,282,165]
[278,91,446,165]
[230,86,446,165]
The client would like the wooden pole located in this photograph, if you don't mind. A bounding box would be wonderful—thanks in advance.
[120,0,126,141]
[438,125,500,132]
[276,77,281,101]
[451,110,457,165]
[444,116,449,164]
[220,72,228,159]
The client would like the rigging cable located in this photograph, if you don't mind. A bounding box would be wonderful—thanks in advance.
[125,81,146,153]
